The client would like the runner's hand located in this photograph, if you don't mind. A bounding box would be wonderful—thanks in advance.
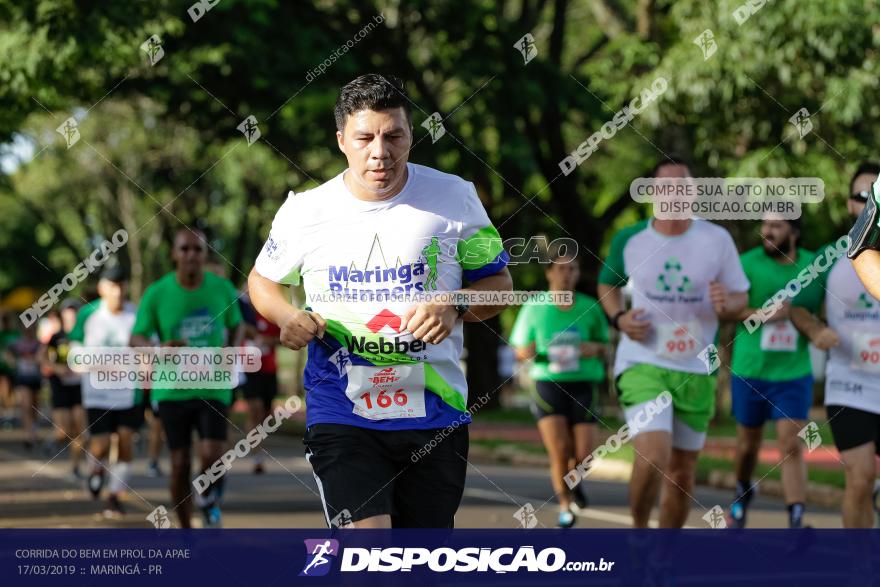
[618,309,651,341]
[767,301,791,322]
[709,281,728,314]
[280,309,326,351]
[810,326,839,350]
[403,303,457,345]
[580,342,605,358]
[161,339,187,347]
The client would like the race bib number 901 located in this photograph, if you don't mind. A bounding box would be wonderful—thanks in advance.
[345,364,427,420]
[656,322,701,361]
[851,332,880,373]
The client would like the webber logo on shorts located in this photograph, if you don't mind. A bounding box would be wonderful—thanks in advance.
[299,538,339,577]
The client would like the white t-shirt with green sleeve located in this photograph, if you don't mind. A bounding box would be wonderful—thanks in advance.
[254,163,508,430]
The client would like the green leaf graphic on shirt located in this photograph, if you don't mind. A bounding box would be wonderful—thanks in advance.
[856,292,875,309]
[656,257,692,293]
[420,236,441,291]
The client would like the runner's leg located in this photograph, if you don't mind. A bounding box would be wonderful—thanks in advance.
[52,407,70,448]
[630,431,672,527]
[169,447,193,528]
[733,424,762,489]
[569,422,595,510]
[658,447,699,528]
[349,515,392,528]
[104,426,135,516]
[776,418,808,525]
[17,386,37,446]
[146,406,164,475]
[70,404,86,472]
[571,422,595,465]
[536,415,574,511]
[840,442,876,528]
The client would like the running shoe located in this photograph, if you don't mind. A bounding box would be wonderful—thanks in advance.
[202,504,222,528]
[87,470,105,499]
[557,509,576,528]
[727,484,755,529]
[147,461,163,478]
[571,484,589,511]
[727,501,747,529]
[104,495,125,519]
[253,462,265,475]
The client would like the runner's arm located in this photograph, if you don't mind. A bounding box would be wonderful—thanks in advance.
[597,283,650,340]
[229,321,245,348]
[247,268,325,351]
[458,267,513,322]
[514,342,536,361]
[790,306,838,349]
[852,250,880,300]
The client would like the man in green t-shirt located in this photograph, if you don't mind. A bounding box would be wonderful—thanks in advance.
[725,217,822,528]
[130,227,243,528]
[510,252,608,528]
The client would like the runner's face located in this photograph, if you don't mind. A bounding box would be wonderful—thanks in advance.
[60,308,77,332]
[97,279,126,312]
[849,173,875,217]
[172,232,207,274]
[337,108,412,197]
[545,256,579,291]
[760,219,794,257]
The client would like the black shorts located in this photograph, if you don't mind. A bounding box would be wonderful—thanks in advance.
[158,399,228,450]
[87,405,144,435]
[241,371,278,407]
[14,376,41,393]
[530,380,598,424]
[50,382,82,409]
[303,423,469,528]
[827,405,880,455]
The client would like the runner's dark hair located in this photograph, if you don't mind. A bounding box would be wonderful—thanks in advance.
[651,155,692,178]
[850,162,880,194]
[335,74,411,131]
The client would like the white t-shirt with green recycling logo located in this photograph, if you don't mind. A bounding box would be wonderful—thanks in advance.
[254,163,508,430]
[69,300,139,410]
[599,219,750,376]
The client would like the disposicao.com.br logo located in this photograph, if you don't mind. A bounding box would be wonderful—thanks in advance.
[299,541,614,575]
[300,539,339,577]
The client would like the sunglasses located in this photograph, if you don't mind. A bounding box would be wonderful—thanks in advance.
[850,190,871,202]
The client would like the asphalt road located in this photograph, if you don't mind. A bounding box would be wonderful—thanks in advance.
[0,426,843,529]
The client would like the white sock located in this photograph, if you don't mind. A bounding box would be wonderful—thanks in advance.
[108,462,131,495]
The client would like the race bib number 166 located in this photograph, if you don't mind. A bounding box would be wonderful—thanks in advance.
[345,364,427,420]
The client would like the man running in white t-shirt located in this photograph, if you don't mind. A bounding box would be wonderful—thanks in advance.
[598,158,749,528]
[70,266,140,518]
[248,74,512,528]
[793,162,880,527]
